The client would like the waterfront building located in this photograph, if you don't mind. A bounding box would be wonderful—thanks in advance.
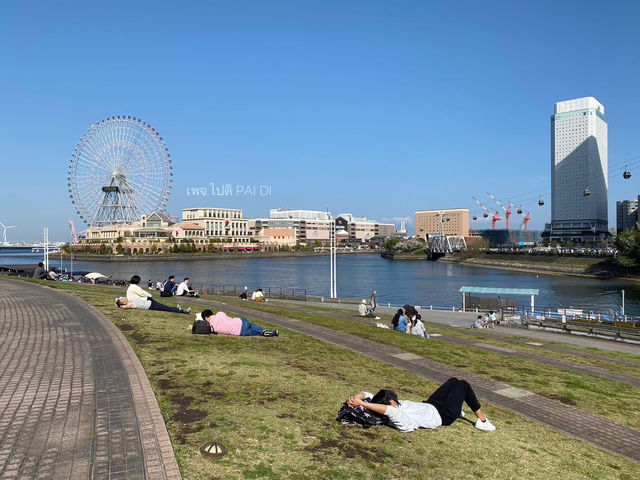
[182,207,250,243]
[248,209,395,244]
[544,97,609,243]
[616,198,639,234]
[255,228,296,248]
[415,209,470,238]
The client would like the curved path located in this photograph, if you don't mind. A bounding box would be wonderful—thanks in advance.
[0,279,181,480]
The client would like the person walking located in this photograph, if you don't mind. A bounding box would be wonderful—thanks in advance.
[370,290,377,312]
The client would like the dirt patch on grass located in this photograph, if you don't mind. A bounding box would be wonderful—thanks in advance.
[158,378,180,390]
[169,394,194,411]
[155,369,169,376]
[119,324,134,331]
[172,408,208,424]
[305,438,384,462]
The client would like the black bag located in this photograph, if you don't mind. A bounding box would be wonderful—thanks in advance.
[160,290,172,297]
[192,319,213,335]
[336,398,390,429]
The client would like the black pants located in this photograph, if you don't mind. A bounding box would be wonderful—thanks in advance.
[426,377,482,426]
[148,299,183,314]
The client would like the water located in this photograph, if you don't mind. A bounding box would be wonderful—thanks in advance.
[2,248,638,316]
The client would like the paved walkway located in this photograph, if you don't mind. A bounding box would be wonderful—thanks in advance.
[196,297,640,463]
[0,279,181,480]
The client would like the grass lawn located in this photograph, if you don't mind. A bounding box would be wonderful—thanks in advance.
[26,280,640,479]
[197,297,640,428]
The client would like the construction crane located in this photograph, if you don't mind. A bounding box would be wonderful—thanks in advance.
[472,196,502,230]
[487,192,513,230]
[520,212,531,231]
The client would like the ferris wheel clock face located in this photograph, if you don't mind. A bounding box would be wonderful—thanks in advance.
[68,115,173,226]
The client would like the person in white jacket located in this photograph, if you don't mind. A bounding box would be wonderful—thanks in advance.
[126,275,152,301]
[346,377,495,432]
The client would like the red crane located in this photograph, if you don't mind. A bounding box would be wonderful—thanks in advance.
[472,196,502,230]
[521,212,531,231]
[487,192,513,230]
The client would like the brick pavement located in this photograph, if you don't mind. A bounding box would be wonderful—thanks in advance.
[0,279,181,480]
[196,297,640,463]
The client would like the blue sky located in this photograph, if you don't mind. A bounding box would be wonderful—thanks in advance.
[1,0,639,241]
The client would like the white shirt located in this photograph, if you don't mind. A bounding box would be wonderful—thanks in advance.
[175,282,191,296]
[252,290,263,300]
[358,303,368,316]
[127,283,151,301]
[363,392,442,432]
[131,298,151,310]
[411,319,427,337]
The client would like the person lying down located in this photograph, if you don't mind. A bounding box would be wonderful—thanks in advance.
[338,377,496,432]
[192,309,279,337]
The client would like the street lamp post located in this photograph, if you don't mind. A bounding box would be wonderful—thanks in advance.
[329,216,337,298]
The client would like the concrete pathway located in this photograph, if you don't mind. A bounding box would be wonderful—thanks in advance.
[0,279,181,480]
[196,297,640,463]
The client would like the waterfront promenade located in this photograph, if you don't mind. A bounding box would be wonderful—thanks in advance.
[0,279,180,480]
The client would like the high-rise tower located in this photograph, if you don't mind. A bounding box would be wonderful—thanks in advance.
[544,97,608,243]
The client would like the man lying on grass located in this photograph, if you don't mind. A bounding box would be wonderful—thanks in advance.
[343,377,495,432]
[115,297,192,314]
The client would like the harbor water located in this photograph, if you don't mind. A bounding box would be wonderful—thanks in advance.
[2,247,638,316]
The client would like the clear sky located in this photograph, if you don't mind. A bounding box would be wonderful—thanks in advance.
[1,0,639,241]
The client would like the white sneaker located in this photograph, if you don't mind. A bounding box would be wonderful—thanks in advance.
[475,418,496,431]
[460,410,465,418]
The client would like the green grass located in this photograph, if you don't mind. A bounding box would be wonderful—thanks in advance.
[201,297,640,428]
[18,279,640,479]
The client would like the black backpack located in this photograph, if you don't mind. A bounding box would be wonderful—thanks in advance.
[192,319,214,335]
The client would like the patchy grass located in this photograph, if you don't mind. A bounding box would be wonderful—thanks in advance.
[202,297,640,428]
[19,279,640,479]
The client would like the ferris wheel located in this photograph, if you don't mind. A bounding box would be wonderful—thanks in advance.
[68,115,173,226]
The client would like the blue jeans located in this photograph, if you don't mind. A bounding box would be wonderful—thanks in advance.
[148,299,183,314]
[239,318,265,336]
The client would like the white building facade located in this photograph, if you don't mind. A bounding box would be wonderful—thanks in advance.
[545,97,609,243]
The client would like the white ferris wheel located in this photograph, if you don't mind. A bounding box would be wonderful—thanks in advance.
[68,115,173,226]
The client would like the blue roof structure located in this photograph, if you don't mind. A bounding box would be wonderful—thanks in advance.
[459,286,539,296]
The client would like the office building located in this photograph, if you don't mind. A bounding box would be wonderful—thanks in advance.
[617,198,639,234]
[544,97,608,243]
[415,209,470,237]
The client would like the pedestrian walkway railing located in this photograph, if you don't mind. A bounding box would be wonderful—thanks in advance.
[197,284,307,301]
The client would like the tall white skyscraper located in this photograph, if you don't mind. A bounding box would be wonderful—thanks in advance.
[544,96,608,243]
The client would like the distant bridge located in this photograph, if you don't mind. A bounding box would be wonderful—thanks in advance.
[429,235,467,255]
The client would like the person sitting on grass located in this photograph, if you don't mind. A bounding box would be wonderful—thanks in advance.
[161,275,177,297]
[115,297,192,314]
[344,377,495,432]
[358,299,379,319]
[251,288,267,302]
[410,314,430,338]
[199,309,279,336]
[176,277,199,297]
[391,309,408,333]
[32,262,50,280]
[127,275,152,301]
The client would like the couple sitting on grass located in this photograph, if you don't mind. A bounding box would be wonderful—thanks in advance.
[340,377,495,432]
